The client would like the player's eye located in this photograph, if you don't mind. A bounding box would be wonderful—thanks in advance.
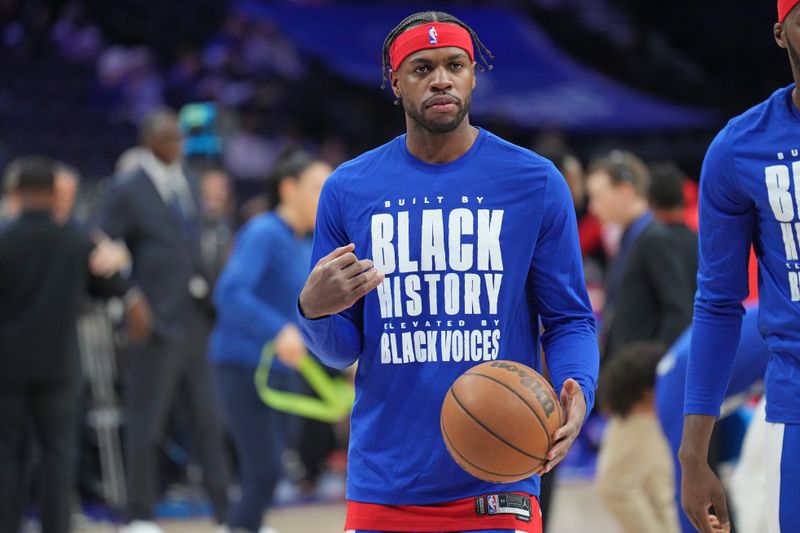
[450,62,464,70]
[415,65,431,74]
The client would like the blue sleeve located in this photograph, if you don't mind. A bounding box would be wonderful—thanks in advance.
[685,132,756,417]
[531,168,600,415]
[296,175,364,369]
[213,220,290,344]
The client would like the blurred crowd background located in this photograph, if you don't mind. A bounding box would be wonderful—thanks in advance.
[0,0,781,532]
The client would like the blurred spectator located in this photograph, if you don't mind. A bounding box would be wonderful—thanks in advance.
[209,150,331,533]
[538,146,605,274]
[96,46,164,123]
[52,163,79,225]
[595,342,680,533]
[0,156,149,533]
[223,112,284,182]
[115,146,149,175]
[199,167,234,285]
[96,108,230,533]
[1,157,22,222]
[649,161,698,297]
[48,1,102,63]
[586,151,693,360]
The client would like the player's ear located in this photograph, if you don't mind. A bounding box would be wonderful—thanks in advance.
[471,62,477,90]
[390,70,402,99]
[775,22,788,49]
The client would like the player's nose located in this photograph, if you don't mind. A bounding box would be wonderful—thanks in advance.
[428,66,454,91]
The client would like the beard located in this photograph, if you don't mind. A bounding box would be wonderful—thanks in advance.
[403,93,472,134]
[788,38,800,74]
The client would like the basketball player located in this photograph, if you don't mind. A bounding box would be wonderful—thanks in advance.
[657,306,768,533]
[297,11,599,533]
[680,2,800,532]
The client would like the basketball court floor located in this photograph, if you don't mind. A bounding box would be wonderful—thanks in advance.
[76,480,622,533]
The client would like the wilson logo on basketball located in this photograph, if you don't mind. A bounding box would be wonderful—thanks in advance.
[489,361,557,418]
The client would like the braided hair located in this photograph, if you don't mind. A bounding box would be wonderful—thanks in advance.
[380,11,494,89]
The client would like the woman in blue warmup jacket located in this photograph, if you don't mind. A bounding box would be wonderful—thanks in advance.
[209,150,331,533]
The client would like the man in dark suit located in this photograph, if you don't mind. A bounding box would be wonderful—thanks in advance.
[98,109,229,533]
[649,162,698,298]
[0,156,151,533]
[586,151,694,360]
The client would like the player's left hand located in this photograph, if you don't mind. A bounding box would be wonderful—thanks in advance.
[539,378,585,474]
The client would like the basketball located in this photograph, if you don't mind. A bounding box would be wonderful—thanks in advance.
[440,360,564,483]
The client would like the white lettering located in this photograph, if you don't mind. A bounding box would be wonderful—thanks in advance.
[444,273,460,315]
[485,273,503,315]
[766,165,794,222]
[397,211,418,273]
[791,272,800,302]
[477,209,504,271]
[371,214,396,273]
[448,209,474,271]
[420,209,446,271]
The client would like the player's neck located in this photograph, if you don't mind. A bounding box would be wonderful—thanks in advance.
[276,204,307,236]
[619,198,649,228]
[404,119,479,164]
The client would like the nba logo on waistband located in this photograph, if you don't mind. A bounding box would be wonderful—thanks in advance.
[487,495,499,514]
[428,26,438,44]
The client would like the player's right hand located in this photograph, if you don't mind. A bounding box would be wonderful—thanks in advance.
[299,243,384,319]
[680,458,730,533]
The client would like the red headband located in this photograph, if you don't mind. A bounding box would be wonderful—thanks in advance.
[389,22,475,72]
[779,0,800,21]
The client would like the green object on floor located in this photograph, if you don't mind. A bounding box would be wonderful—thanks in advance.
[254,342,354,422]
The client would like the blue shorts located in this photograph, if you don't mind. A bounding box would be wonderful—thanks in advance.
[767,421,800,532]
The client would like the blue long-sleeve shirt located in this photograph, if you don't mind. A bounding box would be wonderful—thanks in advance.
[209,212,312,369]
[297,127,599,505]
[686,84,800,423]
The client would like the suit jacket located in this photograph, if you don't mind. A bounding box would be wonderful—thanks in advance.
[604,220,694,359]
[98,166,211,339]
[0,212,127,384]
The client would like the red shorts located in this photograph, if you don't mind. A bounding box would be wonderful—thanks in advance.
[345,492,542,533]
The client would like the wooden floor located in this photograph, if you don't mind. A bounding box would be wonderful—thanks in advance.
[77,481,622,533]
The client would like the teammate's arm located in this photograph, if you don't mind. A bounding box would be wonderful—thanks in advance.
[530,166,600,472]
[680,134,755,533]
[214,222,296,350]
[297,176,384,369]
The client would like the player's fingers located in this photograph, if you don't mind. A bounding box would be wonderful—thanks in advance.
[326,251,359,270]
[711,492,730,530]
[349,267,381,290]
[552,417,580,442]
[342,258,374,279]
[707,515,727,532]
[685,509,706,533]
[315,243,355,266]
[353,269,384,298]
[689,508,715,533]
[541,448,567,473]
[545,436,573,462]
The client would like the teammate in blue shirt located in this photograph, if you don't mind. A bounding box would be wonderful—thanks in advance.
[210,151,332,533]
[296,11,599,533]
[656,306,768,533]
[680,2,800,532]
